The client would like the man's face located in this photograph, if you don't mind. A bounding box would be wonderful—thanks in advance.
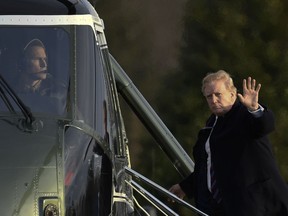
[203,80,236,116]
[24,46,48,80]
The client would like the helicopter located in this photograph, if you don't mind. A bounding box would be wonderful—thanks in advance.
[0,0,207,215]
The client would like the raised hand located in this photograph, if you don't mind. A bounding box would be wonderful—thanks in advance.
[237,77,261,111]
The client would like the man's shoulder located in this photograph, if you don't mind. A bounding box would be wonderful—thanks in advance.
[40,76,67,96]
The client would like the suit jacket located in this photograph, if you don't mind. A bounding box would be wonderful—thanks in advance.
[180,101,288,216]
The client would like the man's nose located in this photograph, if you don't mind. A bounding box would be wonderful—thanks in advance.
[40,58,47,68]
[211,95,217,103]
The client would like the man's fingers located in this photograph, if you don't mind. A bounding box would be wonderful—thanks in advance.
[247,77,252,89]
[252,79,256,89]
[244,77,260,92]
[237,93,244,103]
[243,79,247,91]
[256,83,261,92]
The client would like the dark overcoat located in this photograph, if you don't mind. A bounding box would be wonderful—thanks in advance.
[180,101,288,216]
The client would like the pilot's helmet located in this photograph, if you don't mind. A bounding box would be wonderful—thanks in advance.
[23,38,45,53]
[19,38,47,71]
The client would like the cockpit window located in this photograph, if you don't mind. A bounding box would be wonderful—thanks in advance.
[0,27,70,116]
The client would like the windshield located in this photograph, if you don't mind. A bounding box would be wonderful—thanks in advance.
[0,27,70,116]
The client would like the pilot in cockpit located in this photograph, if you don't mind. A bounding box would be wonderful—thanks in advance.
[15,38,67,114]
[17,38,51,95]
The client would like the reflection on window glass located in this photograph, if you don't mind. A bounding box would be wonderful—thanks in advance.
[0,27,69,116]
[75,26,96,125]
[75,26,112,139]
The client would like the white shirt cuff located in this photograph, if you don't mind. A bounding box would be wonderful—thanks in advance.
[248,104,264,117]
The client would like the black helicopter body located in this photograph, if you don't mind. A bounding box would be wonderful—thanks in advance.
[0,1,200,216]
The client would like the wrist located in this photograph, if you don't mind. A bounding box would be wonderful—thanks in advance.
[248,104,259,112]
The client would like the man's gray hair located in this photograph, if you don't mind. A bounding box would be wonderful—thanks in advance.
[201,70,237,95]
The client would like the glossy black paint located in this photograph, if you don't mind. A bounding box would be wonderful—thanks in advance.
[0,0,118,213]
[0,0,195,215]
[0,0,91,15]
